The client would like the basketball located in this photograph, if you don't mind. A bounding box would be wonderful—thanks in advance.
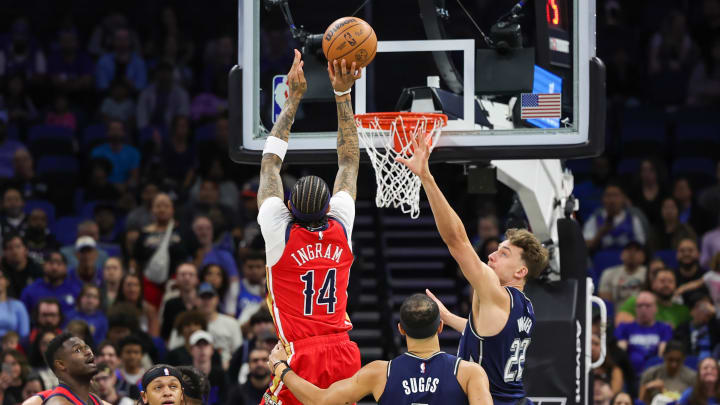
[322,17,377,68]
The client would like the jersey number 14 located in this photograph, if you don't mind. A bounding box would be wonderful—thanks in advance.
[503,338,531,382]
[300,268,337,315]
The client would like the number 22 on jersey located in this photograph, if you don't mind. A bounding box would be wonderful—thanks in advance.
[301,268,338,315]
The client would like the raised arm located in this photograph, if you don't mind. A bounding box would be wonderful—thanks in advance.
[328,59,362,199]
[269,344,385,405]
[396,134,507,307]
[257,49,307,208]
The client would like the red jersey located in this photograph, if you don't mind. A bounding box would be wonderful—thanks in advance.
[266,218,354,343]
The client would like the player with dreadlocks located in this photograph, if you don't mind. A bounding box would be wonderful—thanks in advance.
[256,49,362,405]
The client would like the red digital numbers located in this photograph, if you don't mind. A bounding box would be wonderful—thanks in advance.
[546,0,560,26]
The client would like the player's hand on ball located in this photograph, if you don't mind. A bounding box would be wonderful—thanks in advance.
[269,342,288,369]
[328,59,362,93]
[394,130,431,178]
[287,49,307,100]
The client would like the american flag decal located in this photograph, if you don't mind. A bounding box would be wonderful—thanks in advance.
[520,93,561,119]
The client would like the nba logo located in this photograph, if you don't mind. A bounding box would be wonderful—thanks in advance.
[420,363,426,374]
[272,75,289,124]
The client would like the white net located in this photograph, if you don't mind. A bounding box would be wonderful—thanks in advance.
[356,113,445,219]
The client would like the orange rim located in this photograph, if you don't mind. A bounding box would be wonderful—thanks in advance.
[355,112,448,132]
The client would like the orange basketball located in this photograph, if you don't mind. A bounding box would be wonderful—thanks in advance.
[322,17,377,69]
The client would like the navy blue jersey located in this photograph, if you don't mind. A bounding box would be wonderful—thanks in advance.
[378,352,468,405]
[457,286,534,404]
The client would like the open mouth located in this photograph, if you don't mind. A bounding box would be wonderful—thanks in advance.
[86,356,95,365]
[162,401,175,405]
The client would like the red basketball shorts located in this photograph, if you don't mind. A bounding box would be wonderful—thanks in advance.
[260,332,361,405]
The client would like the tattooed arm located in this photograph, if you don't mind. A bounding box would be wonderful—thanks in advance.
[257,50,307,208]
[328,59,362,200]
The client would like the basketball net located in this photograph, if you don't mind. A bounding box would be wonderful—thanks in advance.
[356,112,447,219]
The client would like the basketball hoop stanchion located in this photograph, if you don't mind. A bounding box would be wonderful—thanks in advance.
[355,112,448,219]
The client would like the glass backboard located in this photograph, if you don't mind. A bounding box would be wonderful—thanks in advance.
[229,0,605,164]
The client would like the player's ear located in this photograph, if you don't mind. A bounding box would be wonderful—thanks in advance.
[437,320,444,335]
[397,323,406,336]
[140,391,148,405]
[516,266,528,280]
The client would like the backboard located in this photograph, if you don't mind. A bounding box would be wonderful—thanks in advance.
[229,0,605,164]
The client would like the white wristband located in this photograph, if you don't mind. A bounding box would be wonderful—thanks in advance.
[334,88,352,96]
[263,136,288,161]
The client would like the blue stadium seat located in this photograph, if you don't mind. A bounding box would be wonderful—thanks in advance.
[194,123,217,144]
[82,124,107,150]
[51,216,82,246]
[28,125,76,156]
[24,199,56,225]
[36,156,80,176]
[620,108,668,156]
[139,126,167,145]
[653,249,678,269]
[685,355,698,370]
[673,122,720,158]
[643,355,663,371]
[566,158,593,179]
[617,158,642,176]
[99,243,122,258]
[79,201,98,219]
[151,336,167,363]
[6,124,20,140]
[671,157,716,188]
[592,249,623,280]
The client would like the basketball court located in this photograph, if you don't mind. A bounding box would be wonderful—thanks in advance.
[231,1,607,403]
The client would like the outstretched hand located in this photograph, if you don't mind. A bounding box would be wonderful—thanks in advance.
[395,130,431,179]
[328,59,362,93]
[287,49,307,100]
[425,289,451,319]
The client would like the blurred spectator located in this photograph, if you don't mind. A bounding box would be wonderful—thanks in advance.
[22,373,44,400]
[0,332,18,355]
[701,220,720,269]
[610,392,632,405]
[192,215,239,280]
[21,249,80,314]
[160,115,195,186]
[674,292,719,359]
[201,36,234,93]
[228,307,274,384]
[161,263,200,341]
[226,347,270,405]
[673,177,713,236]
[584,181,647,253]
[29,329,57,389]
[101,257,125,308]
[648,11,698,105]
[0,115,24,179]
[29,298,63,343]
[96,28,147,92]
[165,310,207,366]
[599,241,647,307]
[199,263,235,317]
[10,148,49,201]
[615,291,673,376]
[114,273,159,337]
[1,74,39,128]
[96,340,139,400]
[117,335,146,385]
[0,19,46,81]
[0,269,30,340]
[124,181,158,231]
[594,377,613,405]
[2,235,42,298]
[92,362,134,405]
[24,208,60,264]
[1,188,28,243]
[677,356,720,404]
[136,61,189,130]
[94,204,118,243]
[71,236,102,285]
[101,80,136,128]
[687,35,720,106]
[90,120,140,188]
[673,238,706,301]
[237,252,266,324]
[47,28,94,96]
[0,349,29,405]
[618,269,691,328]
[471,214,500,250]
[650,197,697,251]
[68,284,108,344]
[189,157,239,211]
[61,222,109,271]
[592,334,624,395]
[706,253,720,314]
[196,282,242,368]
[155,34,194,90]
[573,156,611,221]
[699,162,720,223]
[66,319,96,347]
[133,193,188,308]
[630,158,669,229]
[88,13,141,58]
[45,94,76,131]
[639,340,696,404]
[85,158,122,202]
[189,83,227,123]
[188,331,227,405]
[181,179,238,238]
